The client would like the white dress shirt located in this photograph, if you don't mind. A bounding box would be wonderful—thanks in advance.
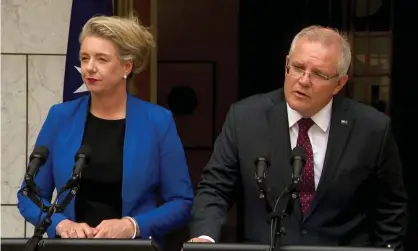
[287,100,332,189]
[198,100,333,242]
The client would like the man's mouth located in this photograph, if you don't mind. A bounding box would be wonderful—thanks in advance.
[295,90,308,97]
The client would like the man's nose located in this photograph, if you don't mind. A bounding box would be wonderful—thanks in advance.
[298,71,311,85]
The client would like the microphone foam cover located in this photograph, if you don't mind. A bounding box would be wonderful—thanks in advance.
[291,146,307,162]
[76,145,91,161]
[31,146,49,161]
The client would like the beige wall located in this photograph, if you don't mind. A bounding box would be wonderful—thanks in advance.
[1,0,72,237]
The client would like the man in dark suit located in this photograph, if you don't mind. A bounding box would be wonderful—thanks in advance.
[188,25,408,250]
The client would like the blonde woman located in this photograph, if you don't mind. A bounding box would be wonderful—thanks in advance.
[17,15,193,244]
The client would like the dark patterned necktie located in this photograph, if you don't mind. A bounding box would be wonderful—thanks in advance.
[297,118,315,215]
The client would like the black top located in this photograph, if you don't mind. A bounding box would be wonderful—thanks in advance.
[75,112,125,227]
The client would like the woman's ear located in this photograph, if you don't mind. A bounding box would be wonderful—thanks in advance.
[123,59,133,76]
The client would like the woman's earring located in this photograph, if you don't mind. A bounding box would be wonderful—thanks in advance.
[123,75,127,79]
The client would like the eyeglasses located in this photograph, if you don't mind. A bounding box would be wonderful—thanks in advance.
[286,64,339,82]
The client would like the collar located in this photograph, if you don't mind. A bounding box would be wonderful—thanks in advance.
[287,99,333,132]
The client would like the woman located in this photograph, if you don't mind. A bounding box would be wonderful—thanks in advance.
[17,14,194,243]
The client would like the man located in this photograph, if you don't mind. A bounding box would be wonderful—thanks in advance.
[188,26,408,250]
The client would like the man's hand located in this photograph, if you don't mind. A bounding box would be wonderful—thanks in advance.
[181,237,213,251]
[93,219,135,238]
[188,237,212,243]
[56,219,95,238]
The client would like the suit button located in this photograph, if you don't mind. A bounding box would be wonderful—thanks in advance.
[301,229,307,235]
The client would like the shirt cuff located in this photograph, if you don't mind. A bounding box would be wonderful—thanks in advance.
[198,235,215,243]
[123,216,139,239]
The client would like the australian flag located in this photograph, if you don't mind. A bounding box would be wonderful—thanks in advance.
[62,0,113,102]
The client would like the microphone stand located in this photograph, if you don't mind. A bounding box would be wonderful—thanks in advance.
[21,185,49,214]
[255,175,276,211]
[22,178,81,251]
[21,183,51,251]
[268,181,299,251]
[257,179,300,251]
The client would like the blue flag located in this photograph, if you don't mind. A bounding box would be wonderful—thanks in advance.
[63,0,113,102]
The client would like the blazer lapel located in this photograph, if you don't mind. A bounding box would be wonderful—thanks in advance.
[54,96,89,186]
[265,92,293,207]
[121,94,153,214]
[56,96,89,220]
[304,96,354,220]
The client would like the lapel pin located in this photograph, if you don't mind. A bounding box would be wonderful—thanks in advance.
[341,120,348,125]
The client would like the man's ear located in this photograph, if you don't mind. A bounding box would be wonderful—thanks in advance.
[285,55,290,74]
[333,74,349,95]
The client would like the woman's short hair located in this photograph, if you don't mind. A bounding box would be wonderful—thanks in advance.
[79,13,155,77]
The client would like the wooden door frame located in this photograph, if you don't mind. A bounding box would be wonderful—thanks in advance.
[115,0,158,103]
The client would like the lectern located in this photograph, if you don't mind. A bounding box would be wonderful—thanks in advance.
[183,243,270,251]
[182,243,394,251]
[1,238,160,251]
[2,238,29,251]
[280,246,394,251]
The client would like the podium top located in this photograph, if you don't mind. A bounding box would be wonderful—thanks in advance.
[183,243,269,251]
[281,246,393,251]
[182,243,394,251]
[1,238,160,251]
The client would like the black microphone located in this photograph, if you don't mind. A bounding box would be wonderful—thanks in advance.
[290,146,307,184]
[58,145,91,193]
[255,156,270,184]
[72,145,91,179]
[25,146,49,194]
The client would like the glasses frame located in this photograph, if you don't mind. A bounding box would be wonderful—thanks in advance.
[285,61,340,82]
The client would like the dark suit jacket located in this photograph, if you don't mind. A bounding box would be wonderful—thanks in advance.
[190,89,407,250]
[17,94,194,243]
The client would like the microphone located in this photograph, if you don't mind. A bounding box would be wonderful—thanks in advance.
[267,147,307,249]
[25,146,49,194]
[58,145,91,193]
[255,156,269,185]
[290,146,307,184]
[255,155,272,204]
[72,145,91,179]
